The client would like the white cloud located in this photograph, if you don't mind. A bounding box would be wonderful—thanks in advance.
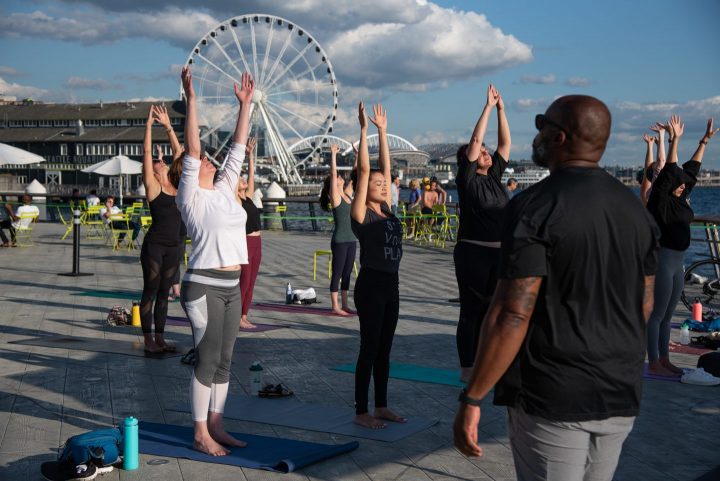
[0,77,49,99]
[565,76,590,87]
[512,97,551,112]
[326,5,532,89]
[1,3,532,92]
[0,66,24,77]
[519,74,556,85]
[64,77,122,90]
[411,130,467,146]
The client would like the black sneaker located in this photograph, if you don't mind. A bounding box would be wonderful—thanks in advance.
[40,461,98,481]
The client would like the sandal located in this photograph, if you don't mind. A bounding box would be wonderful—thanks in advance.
[258,383,294,398]
[180,348,196,365]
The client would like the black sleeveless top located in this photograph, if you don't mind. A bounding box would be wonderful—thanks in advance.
[242,197,261,234]
[145,189,182,246]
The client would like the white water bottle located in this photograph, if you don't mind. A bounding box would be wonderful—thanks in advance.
[249,361,263,395]
[286,282,293,304]
[680,325,691,345]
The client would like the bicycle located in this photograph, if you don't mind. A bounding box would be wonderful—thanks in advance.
[681,219,720,318]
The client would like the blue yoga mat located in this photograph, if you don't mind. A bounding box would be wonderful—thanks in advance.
[138,421,358,473]
[331,362,464,387]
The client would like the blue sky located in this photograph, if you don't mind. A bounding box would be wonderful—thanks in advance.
[1,0,718,167]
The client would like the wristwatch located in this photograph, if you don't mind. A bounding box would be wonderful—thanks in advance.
[458,388,483,407]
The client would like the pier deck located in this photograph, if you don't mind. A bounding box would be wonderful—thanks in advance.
[0,224,718,481]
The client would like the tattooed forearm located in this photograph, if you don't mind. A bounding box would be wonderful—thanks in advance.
[643,275,655,323]
[492,277,542,328]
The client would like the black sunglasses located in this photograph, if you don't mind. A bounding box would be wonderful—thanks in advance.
[535,114,567,134]
[152,158,164,164]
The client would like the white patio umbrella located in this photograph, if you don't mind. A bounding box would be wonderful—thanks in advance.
[82,155,142,206]
[0,143,46,166]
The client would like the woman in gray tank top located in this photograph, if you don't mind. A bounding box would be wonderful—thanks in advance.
[319,144,357,315]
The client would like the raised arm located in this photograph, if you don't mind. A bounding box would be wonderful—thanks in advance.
[453,277,542,457]
[245,137,256,198]
[329,144,342,208]
[466,84,499,162]
[667,114,684,166]
[216,73,255,191]
[177,67,200,206]
[650,123,666,176]
[153,104,183,161]
[640,134,655,205]
[142,107,160,199]
[369,104,392,209]
[689,118,719,164]
[495,86,511,161]
[181,67,200,159]
[351,102,370,223]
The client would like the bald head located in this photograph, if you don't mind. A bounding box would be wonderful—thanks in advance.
[546,95,611,160]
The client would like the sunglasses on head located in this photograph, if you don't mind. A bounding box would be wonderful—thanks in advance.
[535,114,567,134]
[152,158,165,164]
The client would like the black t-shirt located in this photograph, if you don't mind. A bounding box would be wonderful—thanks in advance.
[241,197,261,235]
[456,150,509,242]
[494,166,659,422]
[351,203,402,273]
[647,160,699,251]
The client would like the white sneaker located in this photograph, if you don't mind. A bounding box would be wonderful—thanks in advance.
[681,368,720,386]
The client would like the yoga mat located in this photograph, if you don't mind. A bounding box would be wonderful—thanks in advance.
[138,421,358,473]
[75,290,179,302]
[167,395,437,442]
[254,302,353,316]
[9,336,187,359]
[165,315,288,332]
[331,362,464,388]
[642,363,681,382]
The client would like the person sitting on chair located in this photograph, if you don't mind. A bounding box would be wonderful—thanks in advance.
[0,195,39,246]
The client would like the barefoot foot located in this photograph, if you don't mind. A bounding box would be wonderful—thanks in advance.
[660,358,684,374]
[143,340,163,353]
[239,316,257,329]
[374,407,407,423]
[193,434,230,456]
[332,308,350,316]
[354,413,386,429]
[647,362,679,378]
[208,426,247,448]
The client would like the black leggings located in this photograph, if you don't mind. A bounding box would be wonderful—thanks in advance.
[454,241,500,367]
[140,241,180,334]
[354,267,399,415]
[330,241,356,292]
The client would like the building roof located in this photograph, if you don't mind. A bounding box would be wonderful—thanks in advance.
[0,100,186,121]
[0,126,182,143]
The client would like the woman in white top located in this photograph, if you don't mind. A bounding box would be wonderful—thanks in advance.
[177,66,253,456]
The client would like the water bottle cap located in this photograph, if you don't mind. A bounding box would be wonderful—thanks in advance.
[250,361,263,371]
[123,416,138,426]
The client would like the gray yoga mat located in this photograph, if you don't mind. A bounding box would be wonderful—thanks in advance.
[9,336,188,359]
[167,395,437,442]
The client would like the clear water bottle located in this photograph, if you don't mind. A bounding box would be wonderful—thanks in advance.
[680,324,691,345]
[286,282,293,304]
[249,361,263,395]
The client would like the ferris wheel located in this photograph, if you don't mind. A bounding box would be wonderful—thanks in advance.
[183,14,338,184]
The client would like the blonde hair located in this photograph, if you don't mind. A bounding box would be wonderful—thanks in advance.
[409,179,419,190]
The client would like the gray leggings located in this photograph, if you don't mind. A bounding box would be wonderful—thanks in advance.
[646,247,685,362]
[181,268,242,386]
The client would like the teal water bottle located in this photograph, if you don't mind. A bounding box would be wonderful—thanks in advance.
[122,416,139,470]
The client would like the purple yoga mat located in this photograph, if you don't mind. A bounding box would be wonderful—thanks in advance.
[642,363,681,382]
[165,316,288,332]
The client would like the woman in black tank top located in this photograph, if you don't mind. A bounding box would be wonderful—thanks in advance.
[140,105,184,352]
[236,137,262,329]
[350,102,405,430]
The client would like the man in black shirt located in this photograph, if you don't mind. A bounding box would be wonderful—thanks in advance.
[453,95,659,481]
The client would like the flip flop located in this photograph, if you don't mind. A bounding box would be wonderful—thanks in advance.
[258,383,294,398]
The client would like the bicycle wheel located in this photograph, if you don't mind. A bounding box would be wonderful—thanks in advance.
[681,259,720,316]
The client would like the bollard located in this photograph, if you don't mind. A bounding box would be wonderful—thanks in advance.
[58,208,94,277]
[308,202,318,232]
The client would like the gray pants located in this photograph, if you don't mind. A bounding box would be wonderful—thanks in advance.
[647,247,685,362]
[508,407,635,481]
[181,268,242,387]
